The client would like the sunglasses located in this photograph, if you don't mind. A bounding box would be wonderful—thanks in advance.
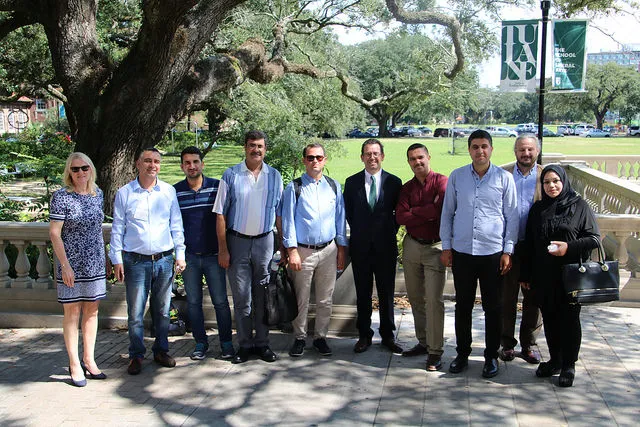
[305,155,325,162]
[70,165,90,173]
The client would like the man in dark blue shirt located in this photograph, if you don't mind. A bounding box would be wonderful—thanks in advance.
[174,146,234,360]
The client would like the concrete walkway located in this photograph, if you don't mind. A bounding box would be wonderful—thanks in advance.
[0,302,638,426]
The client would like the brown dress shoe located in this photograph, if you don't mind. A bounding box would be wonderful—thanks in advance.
[153,352,176,368]
[127,357,143,375]
[402,343,428,357]
[381,338,403,354]
[353,337,372,353]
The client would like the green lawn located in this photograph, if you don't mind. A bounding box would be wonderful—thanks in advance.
[159,136,639,186]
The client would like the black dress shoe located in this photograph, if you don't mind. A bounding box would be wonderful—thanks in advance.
[353,337,372,353]
[233,347,251,364]
[381,338,403,354]
[402,343,428,357]
[426,354,443,372]
[536,361,561,377]
[154,352,176,368]
[558,366,575,387]
[482,358,499,378]
[449,355,468,374]
[127,357,143,375]
[257,346,277,362]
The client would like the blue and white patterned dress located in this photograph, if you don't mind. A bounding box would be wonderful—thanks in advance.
[50,188,107,303]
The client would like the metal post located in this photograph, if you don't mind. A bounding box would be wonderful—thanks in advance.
[537,0,551,164]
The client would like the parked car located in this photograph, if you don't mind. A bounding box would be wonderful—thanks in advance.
[557,125,572,135]
[580,129,611,138]
[406,127,423,137]
[573,124,595,134]
[417,126,432,136]
[434,128,465,138]
[531,126,564,137]
[347,128,376,138]
[628,125,640,136]
[486,126,517,137]
[515,123,536,134]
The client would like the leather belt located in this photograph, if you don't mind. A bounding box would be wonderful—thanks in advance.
[227,229,271,239]
[410,235,440,245]
[124,249,173,261]
[298,241,331,250]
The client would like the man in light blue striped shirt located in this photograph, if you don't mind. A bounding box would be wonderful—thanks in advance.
[440,130,518,379]
[281,143,347,358]
[213,130,283,364]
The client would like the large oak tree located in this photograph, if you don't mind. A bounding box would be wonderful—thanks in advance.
[0,0,471,211]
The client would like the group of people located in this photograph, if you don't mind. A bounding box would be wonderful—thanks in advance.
[49,129,599,389]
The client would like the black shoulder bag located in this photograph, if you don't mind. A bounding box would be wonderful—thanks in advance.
[562,235,620,305]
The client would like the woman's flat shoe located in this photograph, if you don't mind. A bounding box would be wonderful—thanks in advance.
[81,361,107,380]
[69,366,87,387]
[558,367,575,387]
[536,361,561,378]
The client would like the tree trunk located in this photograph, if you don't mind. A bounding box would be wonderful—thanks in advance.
[371,112,392,137]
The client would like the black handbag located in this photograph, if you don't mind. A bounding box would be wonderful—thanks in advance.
[264,265,298,326]
[562,236,620,304]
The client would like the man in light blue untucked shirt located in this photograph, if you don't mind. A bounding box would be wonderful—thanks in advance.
[213,130,283,364]
[109,147,186,375]
[282,143,347,358]
[440,130,518,379]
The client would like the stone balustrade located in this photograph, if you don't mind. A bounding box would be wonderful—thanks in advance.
[2,156,640,329]
[543,153,640,181]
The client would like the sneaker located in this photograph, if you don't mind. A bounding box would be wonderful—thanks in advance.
[220,343,235,360]
[289,339,306,357]
[313,338,332,356]
[190,343,208,360]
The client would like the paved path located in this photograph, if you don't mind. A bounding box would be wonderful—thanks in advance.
[0,302,639,426]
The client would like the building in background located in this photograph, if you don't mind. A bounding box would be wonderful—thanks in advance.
[0,96,57,134]
[587,44,640,71]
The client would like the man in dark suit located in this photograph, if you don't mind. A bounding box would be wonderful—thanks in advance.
[344,139,403,354]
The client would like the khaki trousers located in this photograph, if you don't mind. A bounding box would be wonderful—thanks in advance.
[289,241,337,340]
[402,235,446,355]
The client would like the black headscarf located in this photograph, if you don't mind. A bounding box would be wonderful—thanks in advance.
[538,164,582,238]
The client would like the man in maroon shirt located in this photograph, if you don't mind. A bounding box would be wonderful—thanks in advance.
[396,143,448,371]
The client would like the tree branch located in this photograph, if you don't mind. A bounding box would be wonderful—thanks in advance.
[385,0,464,79]
[0,11,36,41]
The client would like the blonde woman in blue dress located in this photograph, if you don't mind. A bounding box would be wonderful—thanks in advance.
[49,152,107,387]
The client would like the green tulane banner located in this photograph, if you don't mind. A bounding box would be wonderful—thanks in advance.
[500,20,539,92]
[552,19,588,92]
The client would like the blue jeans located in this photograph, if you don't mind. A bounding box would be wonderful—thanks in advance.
[124,251,174,359]
[183,252,232,347]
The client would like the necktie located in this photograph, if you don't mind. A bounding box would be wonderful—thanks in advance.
[369,176,377,210]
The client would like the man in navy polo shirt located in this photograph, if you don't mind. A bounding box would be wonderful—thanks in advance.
[174,146,234,360]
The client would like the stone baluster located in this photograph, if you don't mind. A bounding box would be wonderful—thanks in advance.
[33,241,52,290]
[0,241,11,288]
[12,240,32,288]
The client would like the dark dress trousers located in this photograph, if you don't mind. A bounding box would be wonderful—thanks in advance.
[344,170,402,340]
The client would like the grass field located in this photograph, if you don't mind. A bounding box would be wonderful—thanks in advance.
[159,136,639,186]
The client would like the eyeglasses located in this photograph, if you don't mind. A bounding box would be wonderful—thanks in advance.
[70,165,90,173]
[305,155,325,162]
[363,152,381,158]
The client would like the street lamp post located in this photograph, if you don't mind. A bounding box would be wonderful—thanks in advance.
[537,0,551,164]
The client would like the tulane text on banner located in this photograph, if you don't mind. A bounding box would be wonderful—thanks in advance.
[500,20,539,93]
[552,19,588,92]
